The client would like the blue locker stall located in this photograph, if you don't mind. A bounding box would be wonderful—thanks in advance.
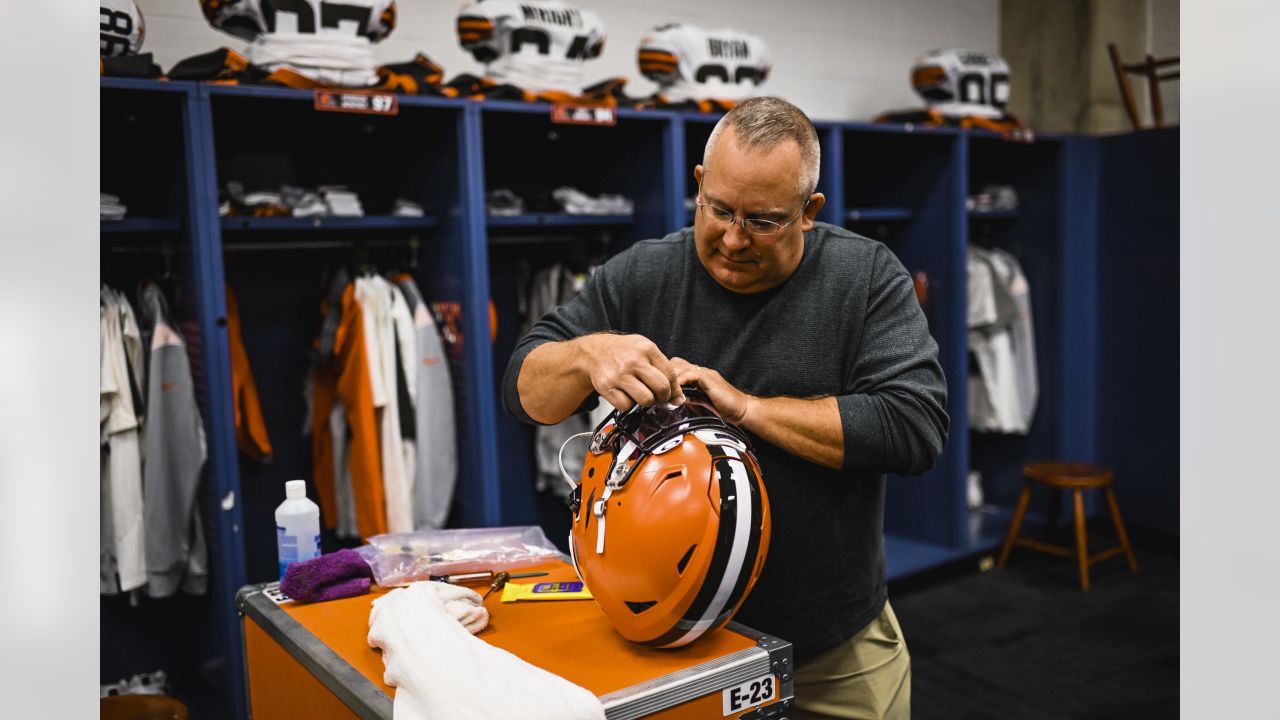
[966,134,1073,536]
[1095,128,1179,536]
[100,79,247,719]
[200,85,493,582]
[840,125,970,574]
[967,134,1070,507]
[478,104,681,548]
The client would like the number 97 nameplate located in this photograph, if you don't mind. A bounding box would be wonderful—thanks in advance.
[314,90,399,116]
[721,673,778,716]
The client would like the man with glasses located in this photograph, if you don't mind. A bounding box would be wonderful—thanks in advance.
[504,96,947,719]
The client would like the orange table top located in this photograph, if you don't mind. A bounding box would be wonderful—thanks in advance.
[279,560,760,698]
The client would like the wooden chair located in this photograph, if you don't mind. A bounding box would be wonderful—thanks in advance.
[997,462,1138,591]
[1107,42,1179,129]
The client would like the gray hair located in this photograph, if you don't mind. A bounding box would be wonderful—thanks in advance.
[703,96,821,198]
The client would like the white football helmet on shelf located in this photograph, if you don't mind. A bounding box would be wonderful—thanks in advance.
[911,49,1011,119]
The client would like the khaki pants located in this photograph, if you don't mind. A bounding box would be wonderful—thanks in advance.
[789,600,911,720]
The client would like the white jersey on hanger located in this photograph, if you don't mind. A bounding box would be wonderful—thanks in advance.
[967,246,1037,433]
[138,284,210,598]
[389,283,419,529]
[201,0,396,87]
[355,276,415,533]
[990,248,1038,429]
[638,24,771,103]
[397,278,458,531]
[457,0,606,94]
[101,286,147,594]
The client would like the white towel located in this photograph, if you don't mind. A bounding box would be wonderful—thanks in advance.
[368,582,605,720]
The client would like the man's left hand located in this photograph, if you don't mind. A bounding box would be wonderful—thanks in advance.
[670,358,756,427]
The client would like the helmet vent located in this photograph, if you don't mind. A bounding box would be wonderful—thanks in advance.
[625,600,657,614]
[655,467,686,491]
[583,487,597,532]
[677,544,697,574]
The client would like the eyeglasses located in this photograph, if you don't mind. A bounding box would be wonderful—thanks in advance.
[696,197,810,236]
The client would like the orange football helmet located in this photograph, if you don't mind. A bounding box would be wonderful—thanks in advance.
[568,388,771,648]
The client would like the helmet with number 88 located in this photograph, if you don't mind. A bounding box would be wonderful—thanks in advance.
[568,387,771,648]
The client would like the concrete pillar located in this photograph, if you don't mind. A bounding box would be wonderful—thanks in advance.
[1001,0,1176,133]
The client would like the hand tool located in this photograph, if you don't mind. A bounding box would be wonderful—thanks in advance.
[483,571,549,600]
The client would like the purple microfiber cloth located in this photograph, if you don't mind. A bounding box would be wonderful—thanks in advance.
[280,549,374,603]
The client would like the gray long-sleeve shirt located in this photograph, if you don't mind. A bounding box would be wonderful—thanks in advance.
[139,284,209,598]
[503,222,948,662]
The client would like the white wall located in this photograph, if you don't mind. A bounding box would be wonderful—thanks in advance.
[135,0,998,122]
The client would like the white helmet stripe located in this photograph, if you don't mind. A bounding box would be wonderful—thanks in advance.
[665,456,752,647]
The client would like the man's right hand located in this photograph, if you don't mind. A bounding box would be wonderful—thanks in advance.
[573,333,685,412]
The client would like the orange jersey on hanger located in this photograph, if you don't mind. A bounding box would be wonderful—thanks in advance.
[311,280,387,539]
[226,286,273,462]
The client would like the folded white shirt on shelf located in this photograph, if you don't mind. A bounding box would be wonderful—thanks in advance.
[319,185,365,217]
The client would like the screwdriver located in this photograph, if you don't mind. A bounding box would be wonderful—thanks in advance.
[430,568,550,591]
[483,571,549,600]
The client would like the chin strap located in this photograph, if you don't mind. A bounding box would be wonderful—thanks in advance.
[557,431,595,492]
[593,485,614,554]
[592,439,639,555]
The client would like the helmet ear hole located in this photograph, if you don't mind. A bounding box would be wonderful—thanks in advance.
[677,545,696,574]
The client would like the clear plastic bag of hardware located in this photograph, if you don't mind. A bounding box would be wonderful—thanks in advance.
[354,525,567,587]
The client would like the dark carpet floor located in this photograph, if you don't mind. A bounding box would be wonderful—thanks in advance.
[890,526,1179,720]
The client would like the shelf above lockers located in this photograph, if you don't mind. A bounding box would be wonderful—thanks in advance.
[841,120,964,136]
[99,77,196,93]
[220,215,437,231]
[100,218,183,233]
[487,213,633,228]
[200,82,467,111]
[969,208,1019,220]
[846,207,914,222]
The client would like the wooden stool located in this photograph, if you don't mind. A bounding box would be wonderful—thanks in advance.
[996,462,1138,591]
